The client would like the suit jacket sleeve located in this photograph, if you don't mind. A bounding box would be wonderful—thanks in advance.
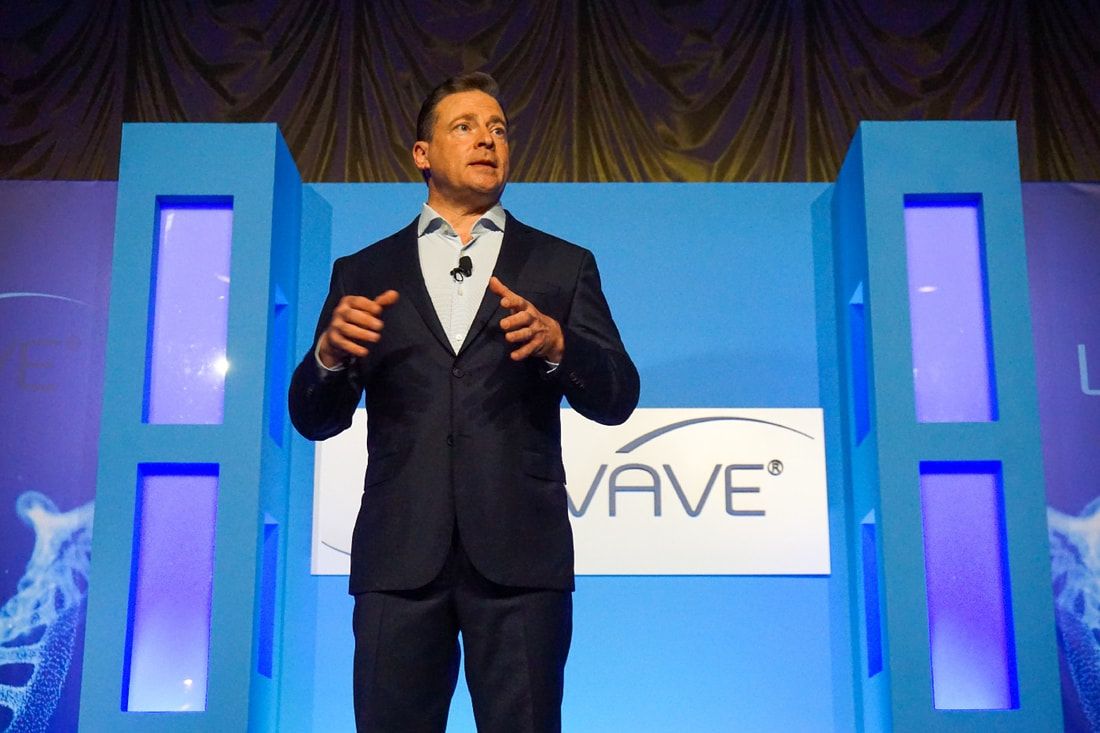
[553,249,639,425]
[288,256,364,441]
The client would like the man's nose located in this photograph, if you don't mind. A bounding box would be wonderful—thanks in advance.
[476,127,495,148]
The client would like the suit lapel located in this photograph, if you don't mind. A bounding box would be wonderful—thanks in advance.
[458,211,533,358]
[392,218,455,355]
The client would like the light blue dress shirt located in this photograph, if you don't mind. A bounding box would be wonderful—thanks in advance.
[416,202,505,354]
[316,203,505,371]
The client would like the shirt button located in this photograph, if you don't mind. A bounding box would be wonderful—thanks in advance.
[452,367,464,378]
[446,434,454,447]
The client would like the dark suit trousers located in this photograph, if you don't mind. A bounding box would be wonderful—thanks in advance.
[352,529,572,733]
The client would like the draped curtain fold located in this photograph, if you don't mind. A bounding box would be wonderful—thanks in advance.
[0,0,1096,182]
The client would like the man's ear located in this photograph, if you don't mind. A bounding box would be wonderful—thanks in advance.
[412,140,430,175]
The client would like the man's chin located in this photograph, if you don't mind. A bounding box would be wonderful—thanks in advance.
[467,172,504,189]
[466,180,506,199]
[432,179,506,210]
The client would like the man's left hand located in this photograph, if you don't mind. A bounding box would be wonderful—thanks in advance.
[489,276,565,363]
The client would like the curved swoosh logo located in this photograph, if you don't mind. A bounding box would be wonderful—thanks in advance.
[321,540,351,557]
[616,416,815,454]
[0,291,88,306]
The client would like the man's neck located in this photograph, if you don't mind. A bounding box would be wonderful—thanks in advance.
[426,196,499,244]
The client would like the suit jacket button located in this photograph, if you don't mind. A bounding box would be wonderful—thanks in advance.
[446,434,454,447]
[452,367,464,378]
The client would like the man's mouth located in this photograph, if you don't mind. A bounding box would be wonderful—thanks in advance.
[470,160,497,168]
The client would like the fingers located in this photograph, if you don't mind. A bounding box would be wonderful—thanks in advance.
[499,309,534,331]
[325,330,370,358]
[503,326,534,343]
[490,278,564,361]
[488,276,510,298]
[374,289,400,307]
[340,295,384,316]
[509,334,546,361]
[322,290,400,362]
[497,295,542,349]
[339,307,385,332]
[317,327,369,367]
[336,291,399,326]
[335,320,383,344]
[340,290,400,315]
[489,276,526,312]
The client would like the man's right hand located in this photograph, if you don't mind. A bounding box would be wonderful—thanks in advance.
[317,290,400,368]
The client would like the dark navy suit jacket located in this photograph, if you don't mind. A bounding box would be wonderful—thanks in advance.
[289,212,639,594]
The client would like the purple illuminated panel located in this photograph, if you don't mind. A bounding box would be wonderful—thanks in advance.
[920,462,1018,710]
[124,464,219,712]
[904,197,997,422]
[145,199,233,424]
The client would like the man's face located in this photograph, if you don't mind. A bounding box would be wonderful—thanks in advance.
[413,90,510,210]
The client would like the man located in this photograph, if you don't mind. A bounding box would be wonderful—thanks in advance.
[289,72,639,732]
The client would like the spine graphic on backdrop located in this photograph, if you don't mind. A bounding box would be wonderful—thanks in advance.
[1049,502,1100,730]
[0,493,93,732]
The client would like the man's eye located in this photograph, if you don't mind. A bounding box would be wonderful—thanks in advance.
[492,127,507,138]
[456,123,470,133]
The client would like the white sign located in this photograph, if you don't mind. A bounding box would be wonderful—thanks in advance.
[312,408,830,576]
[311,407,368,575]
[563,408,829,575]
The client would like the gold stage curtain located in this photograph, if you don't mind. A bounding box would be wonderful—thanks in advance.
[1,0,1097,182]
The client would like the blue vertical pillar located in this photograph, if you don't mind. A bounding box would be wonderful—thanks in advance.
[80,123,301,732]
[821,121,1062,731]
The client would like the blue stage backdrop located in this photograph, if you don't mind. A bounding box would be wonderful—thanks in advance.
[0,180,1096,731]
[290,182,836,732]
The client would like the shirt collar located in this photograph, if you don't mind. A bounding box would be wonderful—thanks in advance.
[417,202,506,237]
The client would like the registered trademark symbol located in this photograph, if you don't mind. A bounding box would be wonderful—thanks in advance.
[768,460,783,476]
